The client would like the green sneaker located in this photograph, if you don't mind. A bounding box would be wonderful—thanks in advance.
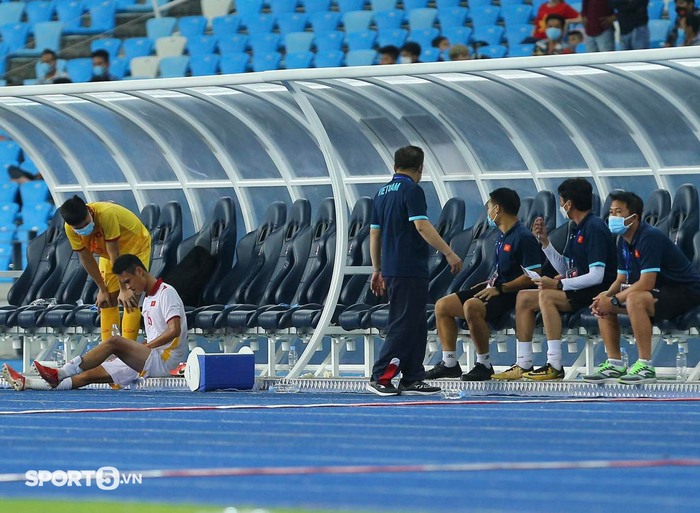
[582,360,627,384]
[618,360,656,385]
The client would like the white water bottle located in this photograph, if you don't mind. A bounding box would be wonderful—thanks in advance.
[620,347,629,369]
[676,345,687,382]
[111,323,121,337]
[288,345,298,370]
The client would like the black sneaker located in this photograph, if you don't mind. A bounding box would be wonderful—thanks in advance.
[367,381,400,396]
[424,361,463,380]
[461,362,494,381]
[399,380,441,396]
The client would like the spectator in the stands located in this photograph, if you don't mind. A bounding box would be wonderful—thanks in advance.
[605,0,650,50]
[36,49,68,85]
[581,0,615,51]
[528,0,581,42]
[448,44,471,61]
[534,15,573,54]
[566,30,585,51]
[684,12,700,45]
[378,45,400,65]
[400,42,422,63]
[666,0,699,46]
[90,50,118,82]
[8,165,42,184]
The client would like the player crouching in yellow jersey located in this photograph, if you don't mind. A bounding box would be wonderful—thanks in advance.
[60,196,152,342]
[3,254,188,390]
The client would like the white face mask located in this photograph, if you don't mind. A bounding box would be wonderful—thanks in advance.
[559,204,570,220]
[399,56,413,64]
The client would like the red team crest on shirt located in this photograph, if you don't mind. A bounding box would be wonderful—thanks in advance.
[150,301,156,306]
[634,249,640,258]
[577,235,584,244]
[503,244,512,252]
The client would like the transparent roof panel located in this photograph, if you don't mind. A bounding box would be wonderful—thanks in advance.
[93,189,139,215]
[603,174,658,201]
[248,186,293,227]
[193,187,244,240]
[142,188,195,238]
[447,180,485,225]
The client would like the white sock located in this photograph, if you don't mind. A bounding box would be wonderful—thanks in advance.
[639,359,653,366]
[516,340,533,369]
[546,340,562,370]
[442,351,457,367]
[476,352,491,368]
[58,356,83,380]
[55,378,72,390]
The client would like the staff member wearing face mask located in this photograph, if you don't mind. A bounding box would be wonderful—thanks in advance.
[586,192,700,384]
[59,196,152,343]
[399,42,422,64]
[89,49,117,82]
[533,15,571,55]
[427,188,542,382]
[509,178,617,381]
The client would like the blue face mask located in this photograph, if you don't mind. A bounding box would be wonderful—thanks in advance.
[92,65,106,77]
[546,27,562,41]
[486,206,498,228]
[608,214,635,235]
[74,220,94,236]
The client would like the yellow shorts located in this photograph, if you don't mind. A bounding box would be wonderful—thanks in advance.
[99,249,152,294]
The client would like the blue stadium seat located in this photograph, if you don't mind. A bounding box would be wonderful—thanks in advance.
[146,17,177,41]
[502,4,533,26]
[270,0,298,14]
[314,30,344,51]
[507,43,535,56]
[250,32,281,53]
[437,6,468,28]
[91,37,122,61]
[235,0,264,19]
[277,12,308,33]
[66,57,93,82]
[435,0,460,7]
[377,27,407,47]
[0,23,30,54]
[284,31,315,52]
[408,8,437,29]
[373,9,403,30]
[25,2,54,26]
[420,46,441,61]
[186,35,218,55]
[442,25,473,45]
[19,202,54,233]
[19,181,50,205]
[178,15,208,37]
[285,50,314,68]
[0,3,25,24]
[370,0,397,11]
[404,0,429,7]
[159,55,189,77]
[211,14,241,36]
[301,0,331,13]
[0,182,19,203]
[189,53,220,75]
[471,6,501,26]
[252,51,282,71]
[409,27,439,49]
[649,19,671,47]
[343,10,374,32]
[218,34,249,53]
[0,141,20,167]
[346,49,376,65]
[337,0,365,12]
[242,13,276,34]
[0,203,19,227]
[478,44,508,58]
[347,29,377,50]
[76,0,116,35]
[472,25,504,46]
[13,21,62,57]
[310,11,342,31]
[505,23,532,44]
[314,49,344,67]
[55,0,83,33]
[220,52,250,73]
[501,0,525,5]
[110,56,127,78]
[122,37,153,60]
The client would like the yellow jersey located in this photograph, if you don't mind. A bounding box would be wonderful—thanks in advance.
[65,202,151,260]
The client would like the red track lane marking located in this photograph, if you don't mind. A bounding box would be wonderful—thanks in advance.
[0,396,699,416]
[1,458,699,483]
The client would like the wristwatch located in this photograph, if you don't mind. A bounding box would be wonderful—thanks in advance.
[557,280,563,290]
[611,295,621,307]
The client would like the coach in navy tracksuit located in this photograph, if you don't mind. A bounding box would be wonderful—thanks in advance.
[367,146,462,397]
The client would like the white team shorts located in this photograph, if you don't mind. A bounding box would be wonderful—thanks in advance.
[101,350,176,387]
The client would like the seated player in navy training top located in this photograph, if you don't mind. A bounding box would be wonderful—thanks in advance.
[586,192,700,384]
[367,146,462,397]
[426,188,542,382]
[507,178,618,381]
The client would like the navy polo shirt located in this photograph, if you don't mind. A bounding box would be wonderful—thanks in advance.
[370,173,430,278]
[564,212,617,287]
[494,221,542,285]
[617,221,700,295]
